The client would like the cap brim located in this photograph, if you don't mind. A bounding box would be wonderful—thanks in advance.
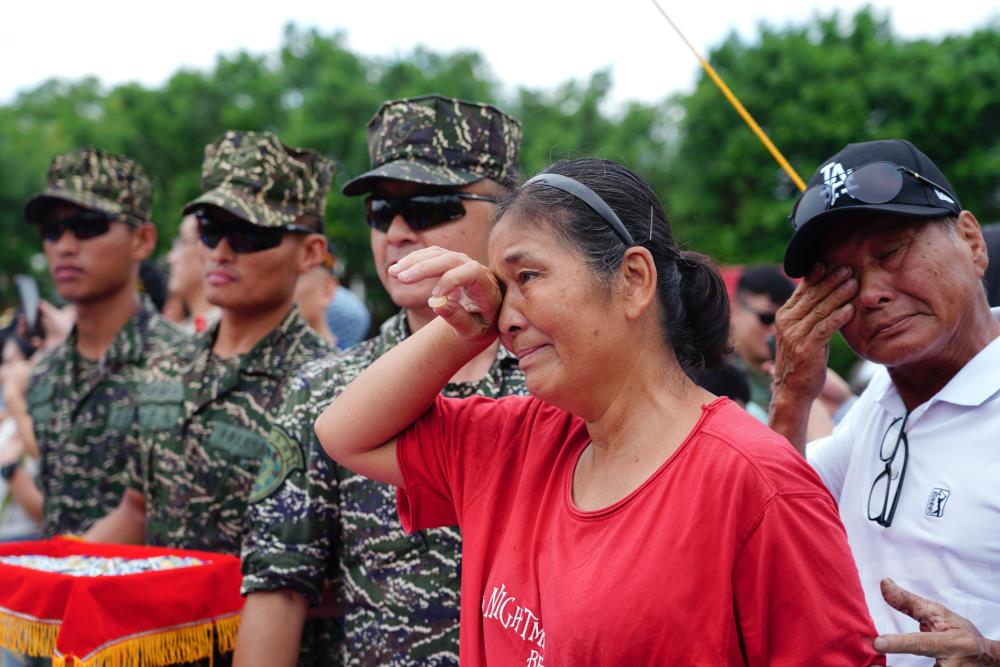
[783,202,956,277]
[341,160,483,197]
[183,188,295,228]
[24,190,126,223]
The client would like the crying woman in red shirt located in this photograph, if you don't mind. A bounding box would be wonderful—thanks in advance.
[317,157,883,667]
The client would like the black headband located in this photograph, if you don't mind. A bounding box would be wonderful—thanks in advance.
[523,173,636,246]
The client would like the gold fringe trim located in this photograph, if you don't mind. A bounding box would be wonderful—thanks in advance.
[51,614,240,667]
[0,607,60,657]
[214,614,240,655]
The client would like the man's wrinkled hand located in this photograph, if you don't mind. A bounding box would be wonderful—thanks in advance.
[874,578,999,666]
[771,263,857,403]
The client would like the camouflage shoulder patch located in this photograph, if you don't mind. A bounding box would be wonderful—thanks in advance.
[250,426,305,503]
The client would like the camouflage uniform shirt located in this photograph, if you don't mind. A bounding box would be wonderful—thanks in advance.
[27,298,186,537]
[132,307,333,555]
[242,310,526,666]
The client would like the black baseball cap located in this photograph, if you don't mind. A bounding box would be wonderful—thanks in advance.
[783,139,962,278]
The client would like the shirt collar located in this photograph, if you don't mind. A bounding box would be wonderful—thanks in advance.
[201,306,314,376]
[68,295,158,368]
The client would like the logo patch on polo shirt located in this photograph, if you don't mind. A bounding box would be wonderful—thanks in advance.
[924,488,951,518]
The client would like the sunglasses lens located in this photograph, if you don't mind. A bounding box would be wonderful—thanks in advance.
[758,312,775,326]
[792,184,833,228]
[38,213,112,241]
[39,221,63,241]
[233,228,283,253]
[366,199,395,232]
[72,217,112,239]
[845,162,903,205]
[198,226,223,249]
[197,213,284,254]
[365,196,467,232]
[405,196,466,230]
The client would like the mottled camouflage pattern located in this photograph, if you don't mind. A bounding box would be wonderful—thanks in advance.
[130,308,333,556]
[24,147,154,223]
[26,299,186,536]
[341,95,522,196]
[183,131,334,228]
[242,311,526,666]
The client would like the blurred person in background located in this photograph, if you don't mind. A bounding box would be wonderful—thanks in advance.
[294,242,339,345]
[324,282,371,350]
[729,264,795,409]
[694,361,752,408]
[0,328,42,541]
[138,259,168,313]
[166,213,219,333]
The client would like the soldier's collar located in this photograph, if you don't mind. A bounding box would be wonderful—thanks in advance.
[379,310,411,346]
[205,306,312,376]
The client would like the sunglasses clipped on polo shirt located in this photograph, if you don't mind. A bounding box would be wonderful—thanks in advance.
[37,210,120,242]
[195,209,315,254]
[791,161,961,228]
[365,193,499,233]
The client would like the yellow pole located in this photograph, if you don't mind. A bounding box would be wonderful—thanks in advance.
[650,0,807,192]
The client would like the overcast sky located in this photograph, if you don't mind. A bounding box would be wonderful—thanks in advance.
[1,1,997,107]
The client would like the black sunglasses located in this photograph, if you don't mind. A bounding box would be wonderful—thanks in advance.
[867,413,910,528]
[792,161,961,228]
[37,210,119,242]
[365,193,499,233]
[196,210,315,254]
[736,293,776,326]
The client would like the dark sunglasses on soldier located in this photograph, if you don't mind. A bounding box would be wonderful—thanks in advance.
[195,209,315,254]
[365,193,499,233]
[37,210,119,242]
[791,161,961,229]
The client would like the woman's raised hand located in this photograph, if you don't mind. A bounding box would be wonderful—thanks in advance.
[389,247,502,342]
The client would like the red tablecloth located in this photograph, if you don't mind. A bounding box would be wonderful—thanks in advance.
[0,538,243,666]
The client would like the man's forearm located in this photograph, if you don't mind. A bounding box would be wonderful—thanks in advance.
[768,387,813,456]
[234,591,307,667]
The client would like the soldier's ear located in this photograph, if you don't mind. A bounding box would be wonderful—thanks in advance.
[132,222,157,262]
[298,233,327,274]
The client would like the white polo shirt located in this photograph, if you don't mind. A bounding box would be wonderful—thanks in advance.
[808,308,1000,667]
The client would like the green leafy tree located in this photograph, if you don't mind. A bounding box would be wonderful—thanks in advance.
[667,8,1000,263]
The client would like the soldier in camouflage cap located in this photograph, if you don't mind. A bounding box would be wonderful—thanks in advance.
[237,96,527,667]
[342,94,522,195]
[24,146,155,224]
[12,148,186,538]
[183,130,333,229]
[87,131,339,663]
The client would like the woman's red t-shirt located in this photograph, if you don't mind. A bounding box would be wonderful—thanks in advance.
[396,395,882,666]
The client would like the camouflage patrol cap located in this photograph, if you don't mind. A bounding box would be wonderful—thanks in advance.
[342,94,522,197]
[183,130,334,229]
[24,147,154,224]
